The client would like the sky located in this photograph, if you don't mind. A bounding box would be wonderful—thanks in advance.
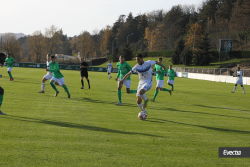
[1,0,203,37]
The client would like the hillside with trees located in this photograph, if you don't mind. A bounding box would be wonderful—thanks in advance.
[0,0,249,64]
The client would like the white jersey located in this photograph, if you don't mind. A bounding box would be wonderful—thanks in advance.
[131,60,156,82]
[46,61,52,75]
[107,63,113,71]
[237,70,242,79]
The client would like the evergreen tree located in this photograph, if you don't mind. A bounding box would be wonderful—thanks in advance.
[112,47,120,62]
[181,48,193,66]
[171,38,185,64]
[120,43,133,61]
[193,34,211,66]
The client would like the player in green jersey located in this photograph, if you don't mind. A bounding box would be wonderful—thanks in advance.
[0,86,6,115]
[167,65,175,91]
[150,58,171,102]
[5,53,15,81]
[115,55,137,105]
[46,55,71,98]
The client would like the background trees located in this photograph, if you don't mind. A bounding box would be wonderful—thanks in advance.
[1,0,249,64]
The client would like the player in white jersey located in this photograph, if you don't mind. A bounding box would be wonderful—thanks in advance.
[120,54,166,114]
[107,60,113,79]
[39,53,60,93]
[231,66,246,94]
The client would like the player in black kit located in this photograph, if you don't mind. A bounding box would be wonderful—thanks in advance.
[79,57,90,89]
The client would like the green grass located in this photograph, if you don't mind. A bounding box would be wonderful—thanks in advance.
[0,68,250,166]
[97,57,250,69]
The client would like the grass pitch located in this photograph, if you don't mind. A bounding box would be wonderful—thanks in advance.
[0,67,249,167]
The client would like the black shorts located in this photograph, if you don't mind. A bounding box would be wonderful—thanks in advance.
[81,72,88,78]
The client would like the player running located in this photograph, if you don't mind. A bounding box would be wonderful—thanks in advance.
[5,53,15,81]
[150,58,171,102]
[120,53,165,114]
[79,57,90,89]
[167,65,175,91]
[107,60,113,79]
[39,53,60,93]
[46,55,71,98]
[115,55,137,105]
[231,66,246,94]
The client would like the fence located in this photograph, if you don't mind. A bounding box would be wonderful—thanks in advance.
[175,67,250,77]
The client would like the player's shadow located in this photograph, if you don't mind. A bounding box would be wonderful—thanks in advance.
[194,104,250,112]
[147,118,250,134]
[73,97,138,108]
[152,106,250,120]
[1,115,165,138]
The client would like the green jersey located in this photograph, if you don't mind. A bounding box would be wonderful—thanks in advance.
[5,57,15,68]
[48,62,64,79]
[153,64,166,80]
[116,61,132,80]
[168,69,175,80]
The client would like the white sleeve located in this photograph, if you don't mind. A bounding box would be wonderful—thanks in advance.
[147,60,156,66]
[131,64,137,73]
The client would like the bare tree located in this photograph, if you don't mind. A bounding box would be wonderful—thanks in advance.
[1,33,22,60]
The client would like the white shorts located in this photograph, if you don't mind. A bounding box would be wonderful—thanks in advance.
[136,80,153,97]
[51,77,65,85]
[7,67,12,72]
[118,79,131,88]
[156,80,164,88]
[168,79,174,85]
[107,69,111,74]
[44,72,53,80]
[236,78,243,85]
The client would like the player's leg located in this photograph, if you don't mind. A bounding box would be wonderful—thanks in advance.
[241,85,246,93]
[40,77,48,93]
[137,96,145,112]
[58,78,70,97]
[7,68,14,81]
[232,84,237,93]
[85,72,90,89]
[116,79,123,105]
[50,78,59,96]
[161,80,171,95]
[0,86,6,115]
[124,80,137,94]
[81,76,84,89]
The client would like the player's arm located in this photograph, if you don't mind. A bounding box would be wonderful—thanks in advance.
[155,61,165,71]
[116,67,120,81]
[120,71,132,84]
[47,64,59,72]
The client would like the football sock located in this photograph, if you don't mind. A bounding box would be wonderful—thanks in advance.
[242,86,245,92]
[163,88,170,91]
[42,83,45,91]
[141,94,148,101]
[62,85,70,95]
[0,94,3,107]
[171,85,174,91]
[87,80,90,88]
[129,90,137,93]
[81,80,84,87]
[8,73,13,79]
[109,74,111,78]
[50,81,58,92]
[233,86,237,92]
[153,90,159,99]
[118,90,122,103]
[137,103,143,111]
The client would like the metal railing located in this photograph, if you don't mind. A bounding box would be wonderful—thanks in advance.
[175,67,250,77]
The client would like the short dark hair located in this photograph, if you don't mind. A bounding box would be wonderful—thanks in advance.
[120,55,124,58]
[51,55,55,59]
[136,53,143,58]
[159,57,162,61]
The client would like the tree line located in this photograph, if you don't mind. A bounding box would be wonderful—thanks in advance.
[0,0,249,64]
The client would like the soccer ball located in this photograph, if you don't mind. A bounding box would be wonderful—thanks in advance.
[138,111,147,120]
